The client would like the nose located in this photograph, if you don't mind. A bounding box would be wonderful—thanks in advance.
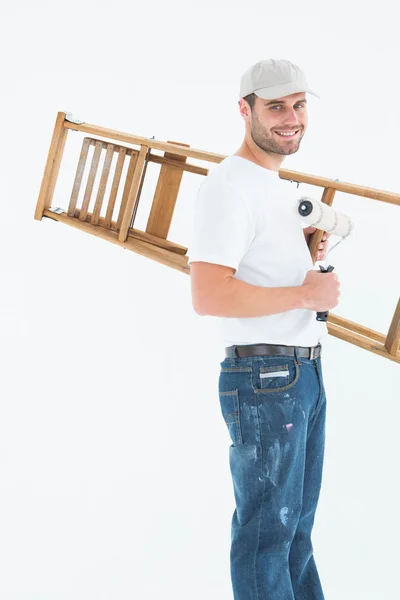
[283,109,301,127]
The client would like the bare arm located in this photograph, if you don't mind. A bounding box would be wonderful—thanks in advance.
[190,260,340,317]
[191,262,308,318]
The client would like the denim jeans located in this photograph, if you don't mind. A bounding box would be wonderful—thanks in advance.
[218,346,326,600]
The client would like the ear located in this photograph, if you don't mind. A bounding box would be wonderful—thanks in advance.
[239,99,251,120]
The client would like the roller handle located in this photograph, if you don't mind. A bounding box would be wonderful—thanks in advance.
[316,265,335,321]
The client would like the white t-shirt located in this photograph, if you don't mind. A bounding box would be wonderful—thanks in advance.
[187,155,329,348]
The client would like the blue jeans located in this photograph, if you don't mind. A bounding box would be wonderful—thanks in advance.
[218,346,326,600]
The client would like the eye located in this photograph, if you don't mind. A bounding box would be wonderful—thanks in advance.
[270,103,305,110]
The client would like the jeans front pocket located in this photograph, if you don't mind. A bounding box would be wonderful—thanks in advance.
[255,359,300,393]
[218,389,243,446]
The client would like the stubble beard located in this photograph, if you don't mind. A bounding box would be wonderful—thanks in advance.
[250,112,304,156]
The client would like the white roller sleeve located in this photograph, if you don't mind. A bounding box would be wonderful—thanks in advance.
[297,196,354,238]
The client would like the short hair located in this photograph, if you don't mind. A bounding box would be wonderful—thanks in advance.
[240,93,256,110]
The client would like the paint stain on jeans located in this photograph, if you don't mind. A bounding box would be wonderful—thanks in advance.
[265,438,281,486]
[280,507,289,526]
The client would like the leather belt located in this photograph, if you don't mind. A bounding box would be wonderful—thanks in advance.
[225,342,322,360]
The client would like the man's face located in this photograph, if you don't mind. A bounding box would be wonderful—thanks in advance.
[247,92,308,156]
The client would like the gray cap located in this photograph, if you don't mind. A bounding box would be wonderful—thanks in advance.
[239,58,319,101]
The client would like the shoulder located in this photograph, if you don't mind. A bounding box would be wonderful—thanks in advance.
[197,158,244,201]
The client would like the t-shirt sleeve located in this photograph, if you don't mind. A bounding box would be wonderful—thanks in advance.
[187,177,255,271]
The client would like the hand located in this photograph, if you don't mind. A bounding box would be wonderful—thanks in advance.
[303,226,332,261]
[302,268,340,311]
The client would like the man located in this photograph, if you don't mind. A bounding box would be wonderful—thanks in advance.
[187,59,339,600]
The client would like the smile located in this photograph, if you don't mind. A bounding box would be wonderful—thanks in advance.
[275,130,300,138]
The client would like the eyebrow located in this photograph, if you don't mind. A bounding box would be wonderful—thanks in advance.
[264,98,307,106]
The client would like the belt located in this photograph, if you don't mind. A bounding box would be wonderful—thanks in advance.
[225,342,322,360]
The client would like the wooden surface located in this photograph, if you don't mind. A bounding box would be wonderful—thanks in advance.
[327,322,399,364]
[116,151,139,231]
[91,143,114,225]
[43,209,189,273]
[104,146,127,228]
[146,141,189,239]
[79,140,103,221]
[385,297,400,356]
[67,137,91,216]
[308,187,336,265]
[34,111,68,220]
[118,145,148,242]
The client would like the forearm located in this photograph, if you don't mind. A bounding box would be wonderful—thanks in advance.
[200,276,307,318]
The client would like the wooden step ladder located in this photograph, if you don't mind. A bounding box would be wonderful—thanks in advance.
[34,111,400,364]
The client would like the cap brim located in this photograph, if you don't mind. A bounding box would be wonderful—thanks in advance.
[254,83,320,100]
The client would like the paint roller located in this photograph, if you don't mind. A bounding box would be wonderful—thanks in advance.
[297,197,354,322]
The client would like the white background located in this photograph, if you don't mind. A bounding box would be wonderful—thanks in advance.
[1,1,399,599]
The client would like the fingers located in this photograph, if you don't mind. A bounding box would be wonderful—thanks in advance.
[315,236,329,260]
[307,229,331,241]
[311,231,331,261]
[304,225,317,234]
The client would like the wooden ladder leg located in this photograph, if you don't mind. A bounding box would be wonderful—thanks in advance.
[34,111,68,220]
[308,186,336,264]
[385,297,400,356]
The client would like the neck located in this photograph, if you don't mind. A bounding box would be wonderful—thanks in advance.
[233,140,285,172]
